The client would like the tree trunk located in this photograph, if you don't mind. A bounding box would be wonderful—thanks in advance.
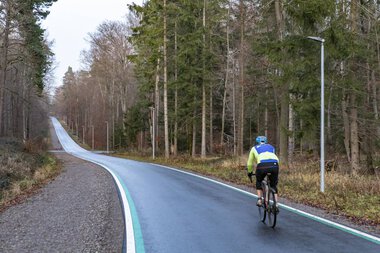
[232,59,237,156]
[364,33,374,173]
[272,81,281,148]
[275,0,288,166]
[112,115,115,149]
[26,88,31,140]
[349,0,360,173]
[374,18,380,137]
[174,20,178,156]
[288,97,294,162]
[365,60,375,174]
[22,82,27,142]
[371,71,380,136]
[201,0,207,158]
[371,71,379,120]
[349,93,360,173]
[0,1,11,136]
[256,101,260,136]
[238,0,245,156]
[300,119,303,154]
[192,103,197,158]
[327,84,333,146]
[209,85,213,154]
[221,73,227,145]
[274,0,283,33]
[201,84,206,157]
[279,83,289,166]
[163,0,169,158]
[342,92,351,163]
[265,83,268,138]
[154,57,160,152]
[221,5,230,147]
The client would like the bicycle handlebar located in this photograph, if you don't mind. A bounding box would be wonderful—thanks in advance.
[249,173,256,183]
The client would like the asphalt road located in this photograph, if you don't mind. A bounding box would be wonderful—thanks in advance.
[51,117,380,253]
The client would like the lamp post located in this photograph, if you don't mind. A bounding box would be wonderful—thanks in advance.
[307,36,325,193]
[149,107,156,159]
[105,121,109,154]
[91,125,94,150]
[82,126,85,144]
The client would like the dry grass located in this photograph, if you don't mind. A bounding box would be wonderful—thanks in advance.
[281,161,380,224]
[115,152,380,225]
[0,139,60,208]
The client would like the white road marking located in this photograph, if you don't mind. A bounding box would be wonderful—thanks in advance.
[51,118,136,253]
[151,163,380,245]
[74,156,136,253]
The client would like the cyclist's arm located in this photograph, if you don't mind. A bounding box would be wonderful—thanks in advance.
[247,148,258,173]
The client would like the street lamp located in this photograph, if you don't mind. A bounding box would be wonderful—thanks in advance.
[82,126,85,144]
[91,125,94,150]
[307,36,325,193]
[105,121,109,154]
[149,107,156,159]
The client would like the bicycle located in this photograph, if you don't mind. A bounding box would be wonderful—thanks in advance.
[250,173,279,228]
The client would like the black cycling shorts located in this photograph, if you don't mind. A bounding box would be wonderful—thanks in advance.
[255,162,279,193]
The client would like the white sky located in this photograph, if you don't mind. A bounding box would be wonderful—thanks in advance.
[42,0,142,88]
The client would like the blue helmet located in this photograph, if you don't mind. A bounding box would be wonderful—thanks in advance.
[255,136,267,145]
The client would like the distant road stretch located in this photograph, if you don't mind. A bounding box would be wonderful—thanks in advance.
[51,117,380,253]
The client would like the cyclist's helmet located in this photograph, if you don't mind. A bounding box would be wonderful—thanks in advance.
[255,136,267,145]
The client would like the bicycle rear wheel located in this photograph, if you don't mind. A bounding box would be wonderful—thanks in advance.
[267,190,277,228]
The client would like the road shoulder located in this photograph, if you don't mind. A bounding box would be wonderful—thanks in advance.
[0,152,124,252]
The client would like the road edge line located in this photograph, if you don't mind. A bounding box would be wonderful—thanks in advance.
[151,163,380,245]
[51,118,139,253]
[75,156,136,253]
[76,156,145,253]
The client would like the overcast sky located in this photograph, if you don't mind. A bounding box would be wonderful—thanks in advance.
[42,0,142,88]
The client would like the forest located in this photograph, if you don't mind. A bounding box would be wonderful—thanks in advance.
[0,0,56,144]
[54,0,380,176]
[0,0,377,229]
[0,0,58,208]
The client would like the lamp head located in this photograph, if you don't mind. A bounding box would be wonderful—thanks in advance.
[307,36,324,43]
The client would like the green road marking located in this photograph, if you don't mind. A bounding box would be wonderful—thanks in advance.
[115,173,146,253]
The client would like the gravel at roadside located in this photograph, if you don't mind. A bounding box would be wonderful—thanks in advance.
[0,153,124,253]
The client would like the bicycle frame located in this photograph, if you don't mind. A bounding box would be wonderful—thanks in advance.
[262,175,276,206]
[253,172,278,228]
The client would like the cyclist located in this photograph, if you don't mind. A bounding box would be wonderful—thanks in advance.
[247,136,279,208]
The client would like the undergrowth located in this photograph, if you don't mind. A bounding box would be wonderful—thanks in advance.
[0,138,60,208]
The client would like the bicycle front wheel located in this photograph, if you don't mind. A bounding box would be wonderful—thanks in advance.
[258,184,267,223]
[267,190,277,228]
[258,200,266,222]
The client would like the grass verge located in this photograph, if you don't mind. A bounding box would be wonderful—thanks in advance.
[0,139,61,211]
[114,152,380,226]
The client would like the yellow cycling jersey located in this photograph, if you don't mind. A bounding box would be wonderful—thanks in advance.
[247,144,279,173]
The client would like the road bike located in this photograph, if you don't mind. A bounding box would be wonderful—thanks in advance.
[250,173,279,228]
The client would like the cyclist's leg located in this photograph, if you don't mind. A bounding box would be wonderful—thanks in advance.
[268,165,279,206]
[255,167,265,205]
